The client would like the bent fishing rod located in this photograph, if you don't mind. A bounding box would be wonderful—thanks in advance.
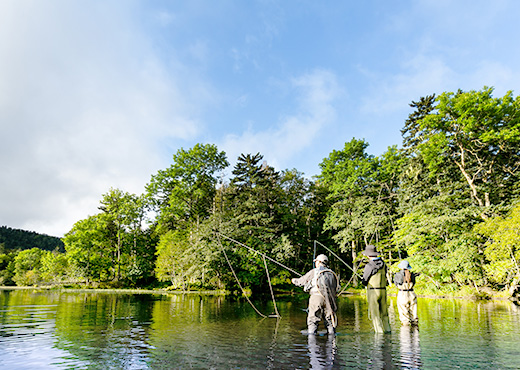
[216,232,303,277]
[314,240,363,279]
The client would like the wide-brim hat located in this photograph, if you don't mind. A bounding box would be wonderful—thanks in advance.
[361,245,380,257]
[398,260,411,270]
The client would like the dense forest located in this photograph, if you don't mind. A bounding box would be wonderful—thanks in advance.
[2,87,520,297]
[0,226,65,252]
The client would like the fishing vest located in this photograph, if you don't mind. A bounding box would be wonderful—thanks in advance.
[305,267,334,295]
[367,264,387,289]
[395,270,415,291]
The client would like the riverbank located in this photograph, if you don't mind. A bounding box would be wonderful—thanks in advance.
[0,285,227,295]
[1,284,515,302]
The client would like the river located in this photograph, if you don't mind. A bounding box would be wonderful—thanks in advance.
[0,289,519,369]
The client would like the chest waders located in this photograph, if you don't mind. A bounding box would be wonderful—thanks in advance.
[308,268,339,334]
[396,272,418,326]
[366,266,391,333]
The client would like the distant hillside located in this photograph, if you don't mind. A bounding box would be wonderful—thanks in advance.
[0,226,65,253]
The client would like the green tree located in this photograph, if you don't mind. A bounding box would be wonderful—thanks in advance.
[276,169,332,270]
[401,94,436,151]
[0,249,16,285]
[63,188,152,286]
[64,215,113,283]
[318,139,404,282]
[99,188,132,281]
[123,194,156,286]
[392,89,520,288]
[40,250,69,284]
[394,189,483,288]
[412,87,520,217]
[147,144,229,290]
[12,248,43,286]
[213,153,284,291]
[227,153,281,238]
[155,230,195,290]
[146,143,229,232]
[476,203,520,287]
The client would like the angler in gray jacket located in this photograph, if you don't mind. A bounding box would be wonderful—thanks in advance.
[292,254,340,334]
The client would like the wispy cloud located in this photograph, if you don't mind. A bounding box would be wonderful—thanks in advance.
[0,2,202,236]
[220,69,341,173]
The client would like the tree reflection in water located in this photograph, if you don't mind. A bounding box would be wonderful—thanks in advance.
[3,291,520,368]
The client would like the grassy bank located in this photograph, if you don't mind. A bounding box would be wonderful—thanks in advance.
[0,285,227,295]
[0,283,514,301]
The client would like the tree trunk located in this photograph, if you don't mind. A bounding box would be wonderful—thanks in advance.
[351,240,358,286]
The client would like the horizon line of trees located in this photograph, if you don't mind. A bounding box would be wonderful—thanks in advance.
[1,86,519,295]
[0,226,64,252]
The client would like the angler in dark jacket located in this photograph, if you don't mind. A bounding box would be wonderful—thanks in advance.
[361,245,391,334]
[292,254,339,334]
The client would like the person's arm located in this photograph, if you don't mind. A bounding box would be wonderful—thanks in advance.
[361,263,373,286]
[292,269,314,287]
[385,264,391,286]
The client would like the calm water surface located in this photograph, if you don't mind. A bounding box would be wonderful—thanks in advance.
[0,289,519,369]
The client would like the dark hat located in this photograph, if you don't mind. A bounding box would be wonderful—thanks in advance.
[362,245,381,257]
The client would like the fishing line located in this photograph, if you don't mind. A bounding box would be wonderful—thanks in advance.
[266,314,281,369]
[338,259,363,295]
[263,255,280,318]
[314,240,363,279]
[217,232,303,277]
[216,233,267,318]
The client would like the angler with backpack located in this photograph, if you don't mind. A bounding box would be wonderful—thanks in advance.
[393,260,419,326]
[292,254,340,334]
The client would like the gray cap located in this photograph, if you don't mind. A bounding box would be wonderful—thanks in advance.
[314,254,328,263]
[398,260,411,270]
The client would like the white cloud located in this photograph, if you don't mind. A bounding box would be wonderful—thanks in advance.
[359,54,456,117]
[0,1,202,236]
[220,69,341,173]
[359,0,520,123]
[360,50,520,124]
[468,61,519,96]
[155,10,176,27]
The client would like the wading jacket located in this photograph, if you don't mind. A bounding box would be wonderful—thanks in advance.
[293,265,339,315]
[362,258,387,289]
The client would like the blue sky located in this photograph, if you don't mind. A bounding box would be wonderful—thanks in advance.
[2,0,520,236]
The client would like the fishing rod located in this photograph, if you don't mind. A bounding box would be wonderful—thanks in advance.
[216,232,303,277]
[314,240,363,279]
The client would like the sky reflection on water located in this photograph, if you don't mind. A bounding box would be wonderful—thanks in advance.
[0,289,519,369]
